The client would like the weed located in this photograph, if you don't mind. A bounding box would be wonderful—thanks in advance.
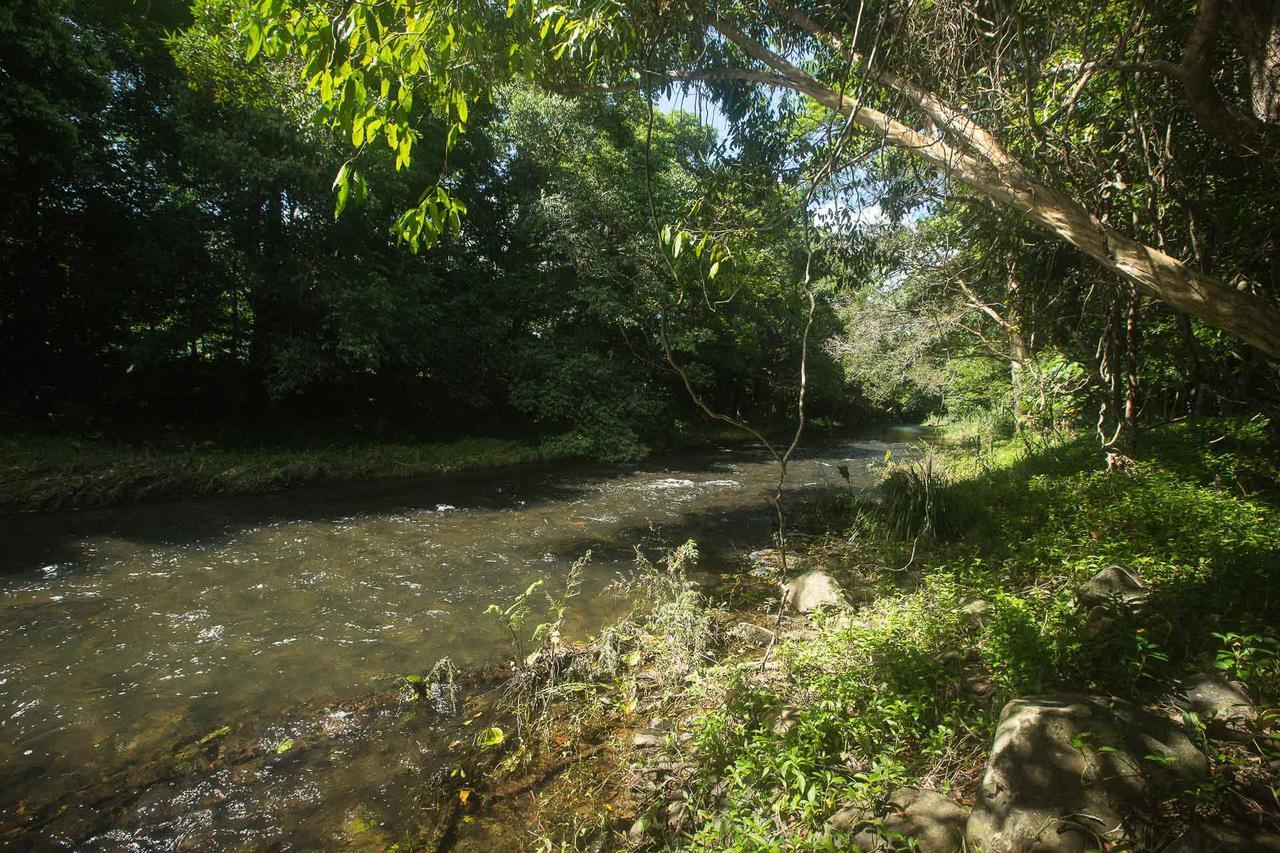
[878,450,953,541]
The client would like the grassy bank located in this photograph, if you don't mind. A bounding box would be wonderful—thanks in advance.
[0,434,564,514]
[455,416,1280,849]
[0,418,823,515]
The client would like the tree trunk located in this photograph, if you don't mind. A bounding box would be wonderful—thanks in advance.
[1122,283,1140,454]
[709,17,1280,360]
[1007,272,1031,431]
[1179,314,1203,415]
[1228,0,1280,124]
[1178,0,1280,168]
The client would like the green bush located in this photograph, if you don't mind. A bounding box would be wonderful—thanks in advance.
[878,452,954,540]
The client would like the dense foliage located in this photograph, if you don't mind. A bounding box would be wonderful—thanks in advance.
[2,0,1279,847]
[0,0,848,457]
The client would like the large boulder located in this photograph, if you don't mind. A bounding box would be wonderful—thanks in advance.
[1178,671,1257,741]
[829,788,968,852]
[1076,566,1148,638]
[968,695,1207,852]
[783,570,851,613]
[1165,821,1280,852]
[1076,566,1147,608]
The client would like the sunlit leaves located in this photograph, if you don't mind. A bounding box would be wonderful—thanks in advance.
[331,161,369,219]
[660,222,731,281]
[392,186,467,253]
[475,726,506,748]
[235,0,651,249]
[235,0,510,245]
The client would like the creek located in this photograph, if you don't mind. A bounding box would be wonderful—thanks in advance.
[0,427,926,848]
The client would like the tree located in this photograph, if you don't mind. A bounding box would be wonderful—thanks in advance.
[233,0,1280,358]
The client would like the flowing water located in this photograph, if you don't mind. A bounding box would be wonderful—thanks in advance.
[0,428,926,848]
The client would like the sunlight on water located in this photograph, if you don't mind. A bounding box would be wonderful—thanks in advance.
[0,432,920,846]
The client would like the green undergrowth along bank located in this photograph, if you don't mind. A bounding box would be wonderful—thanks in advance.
[684,419,1279,849]
[0,435,565,513]
[469,416,1280,850]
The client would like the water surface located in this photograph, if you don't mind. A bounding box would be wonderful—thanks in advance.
[0,429,923,847]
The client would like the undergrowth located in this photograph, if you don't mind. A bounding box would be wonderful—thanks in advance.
[456,416,1279,850]
[614,417,1279,850]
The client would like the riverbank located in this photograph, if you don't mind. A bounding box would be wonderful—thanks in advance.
[0,434,567,514]
[0,422,775,514]
[452,416,1280,849]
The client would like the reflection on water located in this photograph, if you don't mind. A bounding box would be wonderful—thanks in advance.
[0,429,925,847]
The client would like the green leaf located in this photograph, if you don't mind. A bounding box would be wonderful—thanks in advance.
[335,180,350,219]
[245,24,263,61]
[475,726,506,748]
[197,725,231,746]
[276,738,295,754]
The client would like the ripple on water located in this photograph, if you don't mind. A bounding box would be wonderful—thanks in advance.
[640,478,696,490]
[0,433,911,847]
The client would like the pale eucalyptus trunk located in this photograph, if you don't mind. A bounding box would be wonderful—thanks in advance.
[709,16,1280,359]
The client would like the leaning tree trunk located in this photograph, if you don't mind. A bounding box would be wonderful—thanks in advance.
[710,16,1280,360]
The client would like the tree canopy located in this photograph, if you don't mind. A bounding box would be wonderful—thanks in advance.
[230,0,1280,358]
[2,0,1278,457]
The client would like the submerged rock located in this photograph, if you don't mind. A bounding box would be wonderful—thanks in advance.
[968,694,1207,852]
[1178,671,1257,741]
[782,570,850,613]
[829,787,968,852]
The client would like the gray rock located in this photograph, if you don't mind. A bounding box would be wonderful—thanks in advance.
[628,816,651,843]
[1082,604,1122,638]
[632,729,665,749]
[827,802,871,833]
[961,663,994,700]
[967,695,1207,853]
[1166,821,1280,852]
[783,570,850,613]
[665,798,689,834]
[834,788,967,852]
[728,621,775,647]
[845,582,878,606]
[771,705,801,736]
[1076,566,1147,608]
[1179,671,1257,740]
[961,598,993,623]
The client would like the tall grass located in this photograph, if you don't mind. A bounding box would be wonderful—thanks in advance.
[878,451,953,541]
